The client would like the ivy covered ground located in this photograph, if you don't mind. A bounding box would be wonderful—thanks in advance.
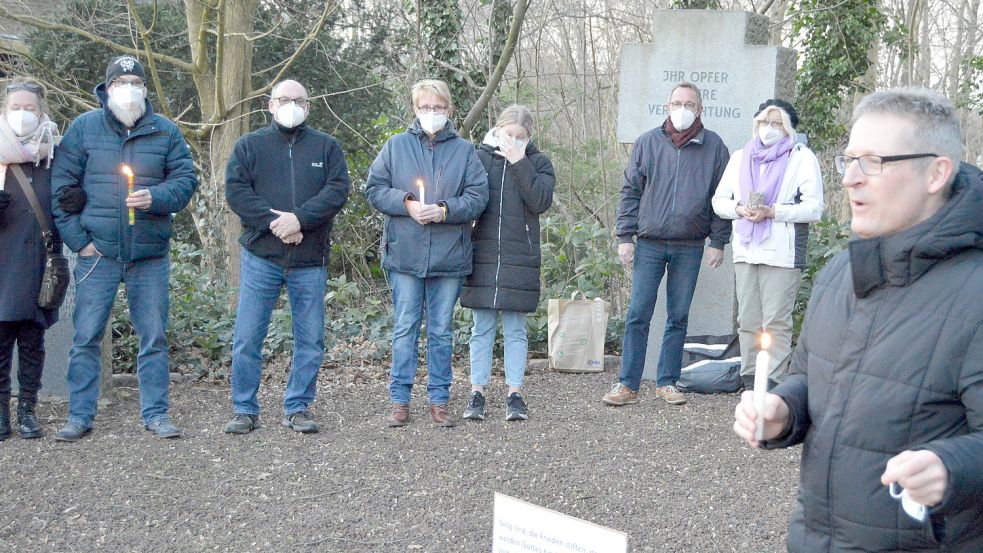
[0,367,799,552]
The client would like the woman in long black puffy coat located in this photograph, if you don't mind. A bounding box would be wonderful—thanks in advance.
[0,77,66,440]
[459,104,555,422]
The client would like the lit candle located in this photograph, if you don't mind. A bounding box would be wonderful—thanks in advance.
[121,164,135,225]
[416,178,425,205]
[754,331,771,441]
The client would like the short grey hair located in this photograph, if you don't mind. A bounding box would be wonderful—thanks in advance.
[495,104,534,137]
[271,79,308,99]
[853,87,963,171]
[668,82,702,106]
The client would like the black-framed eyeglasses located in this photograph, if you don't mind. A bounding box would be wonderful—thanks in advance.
[274,97,309,108]
[757,120,784,130]
[111,78,146,89]
[417,104,448,114]
[6,82,43,95]
[669,101,698,110]
[834,153,938,176]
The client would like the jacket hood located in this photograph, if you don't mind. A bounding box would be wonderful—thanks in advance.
[849,162,983,298]
[93,82,156,130]
[408,117,460,143]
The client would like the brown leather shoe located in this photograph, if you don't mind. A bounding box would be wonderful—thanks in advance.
[655,385,687,405]
[387,403,410,427]
[602,383,639,406]
[429,404,456,427]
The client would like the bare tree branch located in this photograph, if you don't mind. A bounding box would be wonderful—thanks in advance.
[191,1,214,73]
[432,57,481,89]
[213,0,228,120]
[460,0,532,139]
[125,0,176,120]
[0,6,198,73]
[0,47,98,112]
[249,0,338,97]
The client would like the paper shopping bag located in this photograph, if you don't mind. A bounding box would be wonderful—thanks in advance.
[547,292,608,373]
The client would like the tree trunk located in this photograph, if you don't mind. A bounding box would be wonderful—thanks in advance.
[212,1,259,290]
[183,0,259,290]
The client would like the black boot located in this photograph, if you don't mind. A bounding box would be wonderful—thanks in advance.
[17,400,41,439]
[0,400,10,441]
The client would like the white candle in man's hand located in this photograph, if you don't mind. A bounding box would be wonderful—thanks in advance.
[754,331,771,441]
[416,179,425,205]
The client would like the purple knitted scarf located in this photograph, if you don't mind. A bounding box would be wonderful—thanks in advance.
[735,136,793,244]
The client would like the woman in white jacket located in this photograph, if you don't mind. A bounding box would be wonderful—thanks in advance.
[712,99,823,389]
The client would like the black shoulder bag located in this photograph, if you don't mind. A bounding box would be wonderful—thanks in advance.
[9,164,70,310]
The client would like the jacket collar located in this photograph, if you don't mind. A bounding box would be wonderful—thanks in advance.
[659,125,705,146]
[849,163,983,298]
[270,120,307,142]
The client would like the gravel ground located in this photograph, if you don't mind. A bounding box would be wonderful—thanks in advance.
[0,365,800,552]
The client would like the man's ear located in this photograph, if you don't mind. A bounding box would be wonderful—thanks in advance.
[926,157,956,195]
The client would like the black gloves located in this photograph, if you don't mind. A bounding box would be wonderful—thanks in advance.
[58,185,87,214]
[0,190,11,215]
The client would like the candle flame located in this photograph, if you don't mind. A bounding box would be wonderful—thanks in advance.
[121,164,134,177]
[416,179,424,189]
[760,331,772,350]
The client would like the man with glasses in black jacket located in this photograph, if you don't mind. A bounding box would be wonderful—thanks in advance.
[223,79,350,435]
[735,87,983,552]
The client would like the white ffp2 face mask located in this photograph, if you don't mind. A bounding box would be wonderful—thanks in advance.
[759,126,785,146]
[275,102,307,128]
[419,113,447,134]
[670,107,696,131]
[110,85,145,111]
[6,110,40,137]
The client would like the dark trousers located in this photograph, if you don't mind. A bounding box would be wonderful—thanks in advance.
[0,320,45,403]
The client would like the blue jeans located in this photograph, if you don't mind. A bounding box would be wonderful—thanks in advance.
[230,250,327,416]
[387,271,463,405]
[66,254,171,426]
[469,309,528,388]
[619,239,704,389]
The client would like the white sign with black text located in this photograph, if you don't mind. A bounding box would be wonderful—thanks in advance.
[492,493,628,553]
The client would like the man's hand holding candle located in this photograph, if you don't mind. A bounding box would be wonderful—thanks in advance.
[733,391,791,448]
[125,188,153,210]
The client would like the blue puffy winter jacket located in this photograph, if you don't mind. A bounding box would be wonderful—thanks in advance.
[51,83,198,261]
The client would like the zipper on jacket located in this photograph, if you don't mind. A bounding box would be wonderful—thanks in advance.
[525,224,532,252]
[491,163,507,308]
[670,148,681,216]
[283,138,297,268]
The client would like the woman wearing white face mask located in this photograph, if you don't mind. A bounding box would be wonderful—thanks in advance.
[0,77,62,440]
[460,105,555,421]
[712,99,824,390]
[365,79,489,428]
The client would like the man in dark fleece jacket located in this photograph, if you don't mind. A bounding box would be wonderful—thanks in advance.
[735,88,983,552]
[604,82,730,408]
[223,79,350,435]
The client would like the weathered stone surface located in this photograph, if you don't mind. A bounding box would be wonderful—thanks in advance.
[615,10,794,381]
